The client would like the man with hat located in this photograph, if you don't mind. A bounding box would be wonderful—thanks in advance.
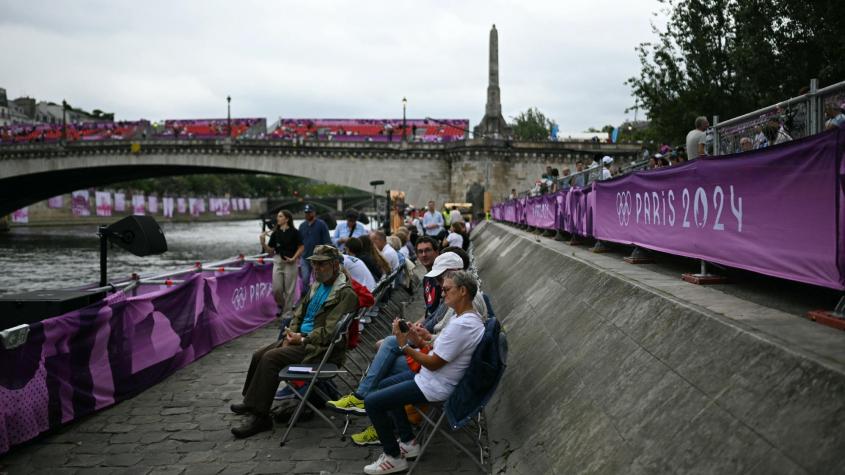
[332,209,367,252]
[230,245,359,438]
[299,203,331,286]
[600,156,614,180]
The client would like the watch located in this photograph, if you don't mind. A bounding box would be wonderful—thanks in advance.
[398,343,410,352]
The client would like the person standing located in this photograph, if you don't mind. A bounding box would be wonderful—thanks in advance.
[261,209,303,319]
[686,116,709,160]
[298,204,331,287]
[422,200,445,240]
[332,210,367,252]
[448,205,464,225]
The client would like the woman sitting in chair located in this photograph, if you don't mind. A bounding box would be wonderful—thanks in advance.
[361,270,485,474]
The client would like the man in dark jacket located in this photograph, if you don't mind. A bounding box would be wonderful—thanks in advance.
[229,245,359,438]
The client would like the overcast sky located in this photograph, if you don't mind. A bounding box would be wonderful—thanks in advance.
[0,0,664,132]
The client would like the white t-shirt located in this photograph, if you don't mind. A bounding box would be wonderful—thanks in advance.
[381,244,400,273]
[415,311,484,402]
[343,255,376,291]
[686,129,707,160]
[601,167,612,180]
[446,232,464,249]
[449,209,464,223]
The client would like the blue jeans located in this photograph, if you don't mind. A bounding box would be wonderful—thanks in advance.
[356,335,411,397]
[364,372,425,457]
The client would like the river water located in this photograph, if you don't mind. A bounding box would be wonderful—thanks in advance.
[0,220,304,296]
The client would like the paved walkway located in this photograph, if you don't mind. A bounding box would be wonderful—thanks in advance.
[0,321,487,474]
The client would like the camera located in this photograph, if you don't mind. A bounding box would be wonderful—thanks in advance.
[398,319,410,333]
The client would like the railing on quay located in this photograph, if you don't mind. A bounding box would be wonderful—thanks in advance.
[713,78,845,156]
[509,158,650,200]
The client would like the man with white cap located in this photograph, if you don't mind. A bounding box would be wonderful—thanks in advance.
[325,251,466,446]
[600,156,614,180]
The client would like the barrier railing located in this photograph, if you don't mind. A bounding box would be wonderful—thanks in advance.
[713,78,845,155]
[0,254,277,455]
[493,126,845,291]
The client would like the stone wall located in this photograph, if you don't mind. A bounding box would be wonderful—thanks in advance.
[473,222,845,474]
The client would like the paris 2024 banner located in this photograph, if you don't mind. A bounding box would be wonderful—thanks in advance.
[594,126,845,290]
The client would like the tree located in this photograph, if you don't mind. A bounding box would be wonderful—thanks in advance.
[627,0,845,144]
[511,107,557,141]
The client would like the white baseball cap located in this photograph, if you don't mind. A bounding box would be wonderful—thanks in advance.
[424,252,464,278]
[602,155,614,165]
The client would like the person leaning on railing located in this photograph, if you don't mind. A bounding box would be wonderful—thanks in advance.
[360,270,486,475]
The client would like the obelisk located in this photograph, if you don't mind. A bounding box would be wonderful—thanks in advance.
[474,24,513,140]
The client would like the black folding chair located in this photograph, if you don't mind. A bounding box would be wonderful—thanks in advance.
[278,311,356,446]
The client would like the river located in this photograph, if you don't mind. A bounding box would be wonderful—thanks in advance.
[0,220,308,296]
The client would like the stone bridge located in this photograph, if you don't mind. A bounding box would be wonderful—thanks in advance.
[0,138,640,216]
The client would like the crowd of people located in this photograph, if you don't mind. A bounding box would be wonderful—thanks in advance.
[230,199,492,473]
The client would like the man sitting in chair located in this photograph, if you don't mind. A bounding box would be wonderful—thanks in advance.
[229,245,359,438]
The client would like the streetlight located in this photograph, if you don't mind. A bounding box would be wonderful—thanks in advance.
[402,97,407,142]
[369,179,384,230]
[226,95,231,138]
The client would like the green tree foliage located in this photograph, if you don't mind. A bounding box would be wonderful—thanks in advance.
[512,107,557,141]
[628,0,845,144]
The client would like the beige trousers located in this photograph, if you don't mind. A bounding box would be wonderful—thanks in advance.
[272,254,298,311]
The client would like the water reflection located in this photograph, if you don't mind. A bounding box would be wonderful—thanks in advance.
[0,220,291,295]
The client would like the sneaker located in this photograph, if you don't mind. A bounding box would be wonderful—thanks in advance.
[351,425,381,446]
[363,452,408,474]
[274,384,305,401]
[326,393,366,414]
[398,439,420,460]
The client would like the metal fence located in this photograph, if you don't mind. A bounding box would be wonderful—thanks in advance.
[713,78,845,155]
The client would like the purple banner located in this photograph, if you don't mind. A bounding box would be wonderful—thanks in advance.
[0,262,276,454]
[114,192,126,212]
[594,128,844,289]
[525,195,557,229]
[71,190,90,217]
[47,196,63,209]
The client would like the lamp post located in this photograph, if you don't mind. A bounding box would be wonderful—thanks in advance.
[61,100,68,143]
[226,95,231,138]
[402,97,407,142]
[369,179,384,230]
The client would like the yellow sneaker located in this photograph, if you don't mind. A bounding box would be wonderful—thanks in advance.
[326,393,366,414]
[351,425,381,446]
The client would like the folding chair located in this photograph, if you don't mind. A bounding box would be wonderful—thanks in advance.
[278,311,356,446]
[408,319,508,474]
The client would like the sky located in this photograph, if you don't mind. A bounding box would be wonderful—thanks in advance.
[0,0,665,132]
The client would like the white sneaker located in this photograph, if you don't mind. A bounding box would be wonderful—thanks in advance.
[399,439,420,459]
[363,452,408,474]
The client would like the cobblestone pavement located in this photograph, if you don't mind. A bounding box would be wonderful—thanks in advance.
[0,322,488,474]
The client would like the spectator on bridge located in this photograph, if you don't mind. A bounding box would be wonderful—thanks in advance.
[686,116,709,160]
[229,245,359,439]
[260,209,303,319]
[757,117,793,148]
[332,210,367,252]
[360,270,485,474]
[371,230,400,273]
[600,156,614,180]
[739,137,754,152]
[359,234,391,281]
[422,200,446,240]
[298,204,331,287]
[824,102,845,130]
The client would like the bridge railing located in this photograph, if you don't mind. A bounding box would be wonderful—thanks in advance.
[713,78,845,155]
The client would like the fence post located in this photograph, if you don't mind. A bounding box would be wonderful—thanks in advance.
[712,115,720,156]
[809,78,819,135]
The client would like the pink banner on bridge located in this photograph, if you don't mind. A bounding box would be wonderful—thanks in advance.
[10,208,28,224]
[114,192,126,212]
[71,191,91,217]
[132,194,145,215]
[95,192,112,217]
[47,196,63,209]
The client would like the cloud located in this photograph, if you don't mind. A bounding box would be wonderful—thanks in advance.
[0,0,663,131]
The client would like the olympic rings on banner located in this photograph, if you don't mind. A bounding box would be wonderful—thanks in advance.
[616,191,632,226]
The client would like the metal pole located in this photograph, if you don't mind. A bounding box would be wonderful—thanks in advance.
[809,78,819,134]
[384,189,391,235]
[98,225,108,287]
[712,115,720,156]
[61,100,67,143]
[402,97,407,142]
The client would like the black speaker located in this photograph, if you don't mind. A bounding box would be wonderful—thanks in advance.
[106,215,167,256]
[0,289,107,330]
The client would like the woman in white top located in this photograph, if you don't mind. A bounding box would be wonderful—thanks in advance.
[443,222,464,250]
[362,271,485,474]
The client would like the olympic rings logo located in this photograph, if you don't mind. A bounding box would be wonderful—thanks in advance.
[616,191,632,226]
[231,287,247,310]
